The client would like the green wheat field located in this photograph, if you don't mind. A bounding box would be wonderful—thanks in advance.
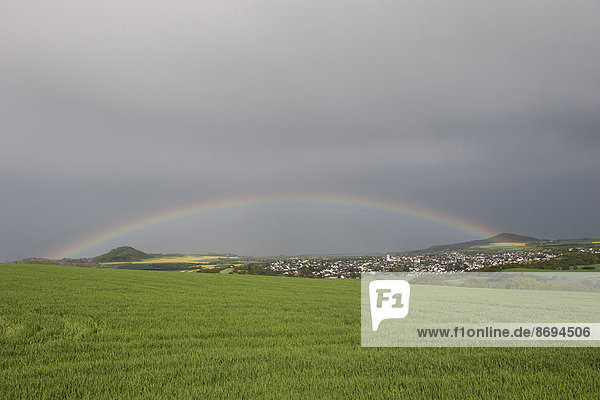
[1,263,599,399]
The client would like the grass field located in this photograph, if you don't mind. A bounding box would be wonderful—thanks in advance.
[1,264,599,399]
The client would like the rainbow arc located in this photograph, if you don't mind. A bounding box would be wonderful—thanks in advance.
[50,193,498,259]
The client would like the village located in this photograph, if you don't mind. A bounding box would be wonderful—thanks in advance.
[267,250,564,278]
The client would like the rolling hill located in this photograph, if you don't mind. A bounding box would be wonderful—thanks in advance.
[410,233,541,253]
[93,246,154,263]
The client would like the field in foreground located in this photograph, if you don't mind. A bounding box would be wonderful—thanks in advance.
[1,264,599,399]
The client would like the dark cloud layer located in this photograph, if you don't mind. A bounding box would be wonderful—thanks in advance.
[1,1,599,259]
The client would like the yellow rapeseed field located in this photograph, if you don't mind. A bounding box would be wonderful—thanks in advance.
[102,255,238,265]
[180,265,216,272]
[474,242,527,248]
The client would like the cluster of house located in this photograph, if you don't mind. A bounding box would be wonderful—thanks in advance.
[268,257,382,279]
[385,251,557,272]
[267,251,559,278]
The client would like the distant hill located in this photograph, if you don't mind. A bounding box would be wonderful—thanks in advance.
[410,233,541,253]
[93,246,154,263]
[488,233,539,243]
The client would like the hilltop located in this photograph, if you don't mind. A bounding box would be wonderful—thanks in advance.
[93,246,154,263]
[489,233,539,242]
[410,233,541,253]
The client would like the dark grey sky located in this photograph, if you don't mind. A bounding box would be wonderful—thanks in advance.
[2,0,599,260]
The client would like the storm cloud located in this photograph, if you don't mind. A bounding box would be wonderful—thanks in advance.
[1,0,599,259]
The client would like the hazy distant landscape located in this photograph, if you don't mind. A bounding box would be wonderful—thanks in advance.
[14,233,600,278]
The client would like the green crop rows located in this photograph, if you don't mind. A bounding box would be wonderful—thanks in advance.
[1,264,599,399]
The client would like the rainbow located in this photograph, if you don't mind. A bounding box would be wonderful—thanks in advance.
[50,193,499,259]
